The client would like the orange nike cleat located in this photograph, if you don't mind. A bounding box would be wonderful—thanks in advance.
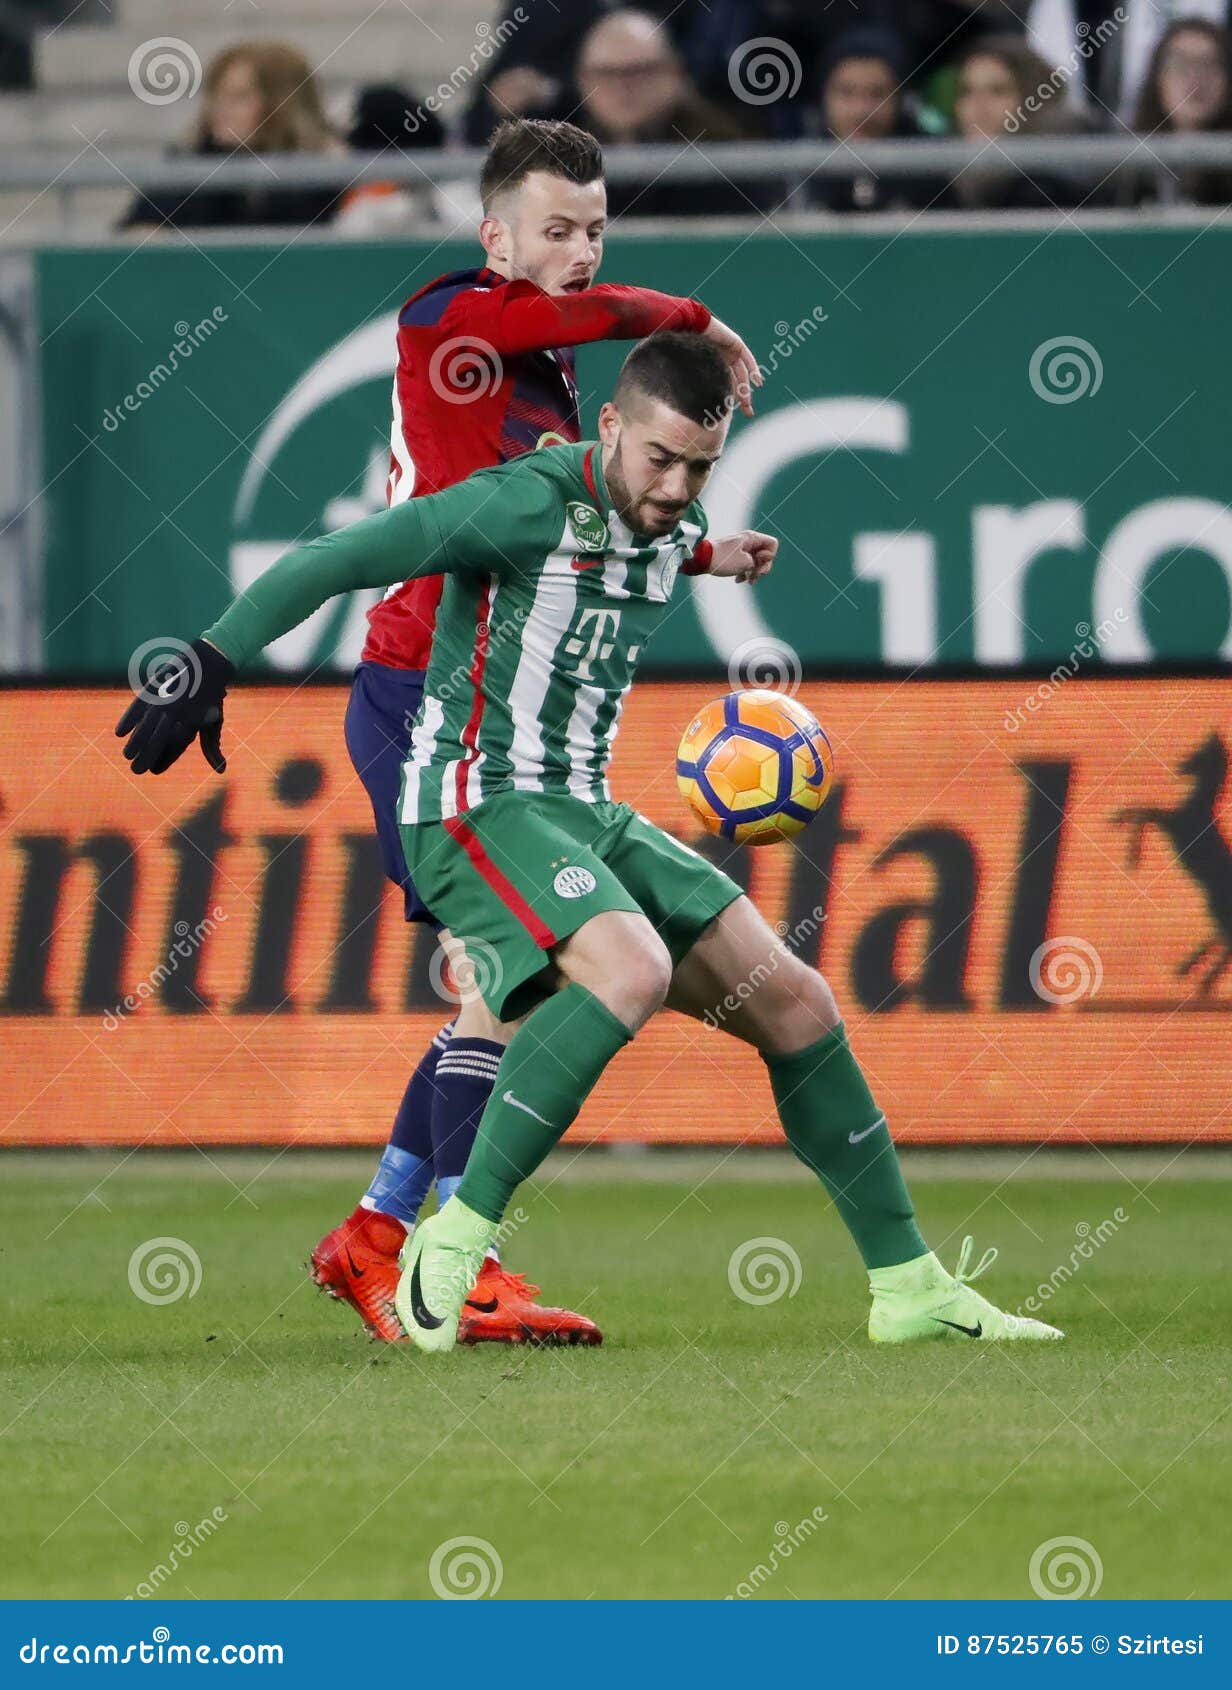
[456,1257,603,1347]
[310,1206,407,1343]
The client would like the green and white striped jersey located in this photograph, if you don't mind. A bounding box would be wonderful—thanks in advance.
[399,442,708,825]
[204,440,710,825]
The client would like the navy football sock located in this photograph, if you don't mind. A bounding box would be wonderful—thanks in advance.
[431,1037,504,1253]
[361,1020,453,1228]
[430,1037,504,1180]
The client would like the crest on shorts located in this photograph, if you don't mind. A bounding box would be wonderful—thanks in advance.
[553,865,597,899]
[567,501,610,553]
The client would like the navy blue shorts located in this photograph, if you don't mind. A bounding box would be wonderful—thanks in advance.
[345,660,442,929]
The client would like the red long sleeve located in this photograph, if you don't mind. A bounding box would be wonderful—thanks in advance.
[682,538,713,576]
[437,279,710,358]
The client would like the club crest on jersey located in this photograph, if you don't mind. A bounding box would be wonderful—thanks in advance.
[567,501,609,553]
[553,865,597,899]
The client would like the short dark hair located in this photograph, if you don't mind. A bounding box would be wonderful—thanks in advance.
[614,332,734,427]
[480,119,605,213]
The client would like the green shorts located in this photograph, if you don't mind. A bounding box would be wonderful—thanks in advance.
[401,792,743,1021]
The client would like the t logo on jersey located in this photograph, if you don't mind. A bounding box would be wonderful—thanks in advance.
[567,501,610,552]
[564,607,620,680]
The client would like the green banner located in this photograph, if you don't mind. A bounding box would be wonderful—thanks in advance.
[34,222,1232,673]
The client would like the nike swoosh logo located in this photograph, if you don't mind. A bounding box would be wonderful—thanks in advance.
[848,1115,886,1145]
[465,1296,499,1313]
[571,555,603,571]
[503,1089,552,1127]
[409,1255,444,1330]
[933,1318,983,1338]
[344,1249,365,1280]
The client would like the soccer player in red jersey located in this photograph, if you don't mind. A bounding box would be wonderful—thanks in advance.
[310,119,760,1344]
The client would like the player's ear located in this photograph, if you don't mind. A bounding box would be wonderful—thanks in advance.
[479,214,509,267]
[597,401,621,449]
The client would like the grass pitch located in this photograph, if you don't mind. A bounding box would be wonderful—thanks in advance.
[2,1150,1228,1601]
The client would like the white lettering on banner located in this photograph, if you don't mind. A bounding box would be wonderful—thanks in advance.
[230,324,1232,670]
[851,533,937,664]
[1094,499,1232,661]
[973,502,1084,664]
[694,398,910,665]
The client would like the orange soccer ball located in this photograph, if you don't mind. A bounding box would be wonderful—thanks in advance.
[675,689,834,846]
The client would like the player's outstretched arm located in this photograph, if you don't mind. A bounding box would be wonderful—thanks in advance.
[114,466,552,776]
[440,279,710,360]
[439,281,761,417]
[707,530,777,584]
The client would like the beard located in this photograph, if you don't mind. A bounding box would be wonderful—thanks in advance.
[604,442,681,539]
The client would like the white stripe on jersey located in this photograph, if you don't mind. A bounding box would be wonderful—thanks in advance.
[439,756,462,819]
[507,538,578,791]
[400,693,444,824]
[564,681,608,796]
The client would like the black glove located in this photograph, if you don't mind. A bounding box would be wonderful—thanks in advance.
[115,638,234,775]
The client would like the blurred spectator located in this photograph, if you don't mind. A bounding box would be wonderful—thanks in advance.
[462,0,706,146]
[945,35,1090,207]
[119,41,344,234]
[676,0,840,138]
[1028,1,1231,125]
[573,10,767,216]
[1137,16,1232,132]
[1,0,78,90]
[333,83,447,236]
[1128,17,1232,203]
[681,3,1030,136]
[808,26,939,212]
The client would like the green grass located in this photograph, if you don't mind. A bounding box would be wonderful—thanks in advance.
[2,1152,1229,1601]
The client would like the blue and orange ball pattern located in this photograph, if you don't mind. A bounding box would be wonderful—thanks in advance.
[676,689,834,846]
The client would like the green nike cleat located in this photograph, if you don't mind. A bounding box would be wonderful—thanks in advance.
[867,1236,1064,1344]
[394,1199,499,1353]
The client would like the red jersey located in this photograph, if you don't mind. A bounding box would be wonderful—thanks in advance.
[361,266,711,670]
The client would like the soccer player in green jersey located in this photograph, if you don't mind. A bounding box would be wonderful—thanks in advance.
[117,332,1063,1351]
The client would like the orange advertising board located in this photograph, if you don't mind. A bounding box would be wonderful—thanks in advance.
[1,679,1229,1146]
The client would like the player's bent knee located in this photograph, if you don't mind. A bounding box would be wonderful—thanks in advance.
[556,910,671,1032]
[754,957,841,1055]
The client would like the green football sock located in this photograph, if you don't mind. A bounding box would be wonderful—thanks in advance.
[457,983,632,1223]
[764,1022,928,1270]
